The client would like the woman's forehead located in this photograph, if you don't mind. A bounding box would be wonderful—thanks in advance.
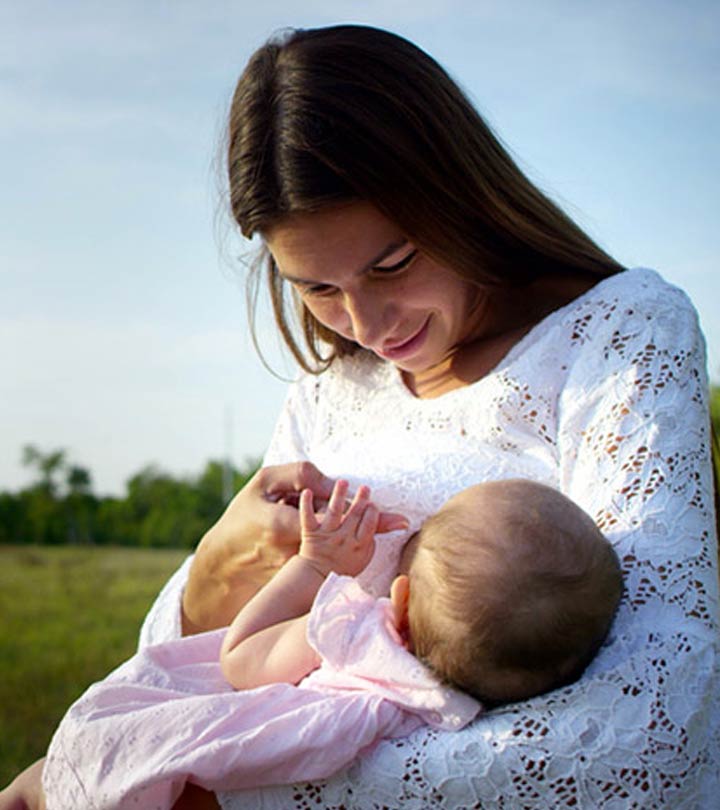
[265,202,405,276]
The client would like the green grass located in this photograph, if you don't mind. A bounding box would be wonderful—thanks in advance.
[0,544,188,788]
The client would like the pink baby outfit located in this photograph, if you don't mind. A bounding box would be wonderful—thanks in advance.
[42,574,480,810]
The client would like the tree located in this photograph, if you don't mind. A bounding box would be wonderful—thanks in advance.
[21,445,67,497]
[15,446,97,544]
[65,465,95,544]
[66,466,92,496]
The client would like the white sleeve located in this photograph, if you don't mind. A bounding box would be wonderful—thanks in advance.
[136,374,317,647]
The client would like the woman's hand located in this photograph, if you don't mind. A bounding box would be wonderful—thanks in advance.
[182,462,335,634]
[299,480,379,577]
[212,462,339,557]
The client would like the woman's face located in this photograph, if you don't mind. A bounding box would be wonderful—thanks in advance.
[265,202,481,378]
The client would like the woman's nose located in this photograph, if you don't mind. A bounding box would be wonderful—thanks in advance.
[344,291,383,348]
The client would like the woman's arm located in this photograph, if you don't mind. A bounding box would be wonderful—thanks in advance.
[181,462,335,634]
[220,481,381,689]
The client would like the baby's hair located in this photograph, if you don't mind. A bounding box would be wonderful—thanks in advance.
[407,480,623,704]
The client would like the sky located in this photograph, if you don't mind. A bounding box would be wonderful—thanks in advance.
[1,0,718,496]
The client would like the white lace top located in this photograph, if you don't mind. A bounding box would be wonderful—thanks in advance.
[141,268,719,809]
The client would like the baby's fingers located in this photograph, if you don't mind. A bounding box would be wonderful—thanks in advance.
[356,501,379,548]
[299,488,319,533]
[323,479,350,529]
[343,485,371,528]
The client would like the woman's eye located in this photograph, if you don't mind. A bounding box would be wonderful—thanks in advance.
[373,248,419,275]
[301,283,337,297]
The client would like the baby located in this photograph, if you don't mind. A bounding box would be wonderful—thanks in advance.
[221,477,623,706]
[4,478,622,810]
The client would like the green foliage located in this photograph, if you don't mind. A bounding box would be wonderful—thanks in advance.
[0,544,186,787]
[3,448,260,548]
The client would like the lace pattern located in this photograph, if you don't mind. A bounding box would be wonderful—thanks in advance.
[152,269,718,808]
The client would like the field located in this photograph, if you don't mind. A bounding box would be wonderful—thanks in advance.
[0,544,188,788]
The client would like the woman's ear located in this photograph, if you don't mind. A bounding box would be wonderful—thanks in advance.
[390,574,411,648]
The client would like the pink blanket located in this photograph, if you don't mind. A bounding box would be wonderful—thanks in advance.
[42,575,480,810]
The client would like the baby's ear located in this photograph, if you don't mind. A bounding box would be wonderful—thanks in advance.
[390,575,411,648]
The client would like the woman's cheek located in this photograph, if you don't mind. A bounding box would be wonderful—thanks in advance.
[306,298,350,338]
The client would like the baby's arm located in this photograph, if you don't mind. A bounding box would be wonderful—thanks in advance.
[220,480,379,690]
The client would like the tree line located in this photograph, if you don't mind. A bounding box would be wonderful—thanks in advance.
[0,445,259,548]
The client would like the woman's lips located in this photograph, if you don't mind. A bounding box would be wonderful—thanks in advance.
[376,317,430,361]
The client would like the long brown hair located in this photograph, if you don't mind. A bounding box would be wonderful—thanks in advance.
[227,25,624,372]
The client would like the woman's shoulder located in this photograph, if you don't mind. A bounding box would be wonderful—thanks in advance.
[541,268,707,403]
[577,267,691,306]
[568,267,697,323]
[489,267,706,408]
[522,267,700,355]
[574,267,701,346]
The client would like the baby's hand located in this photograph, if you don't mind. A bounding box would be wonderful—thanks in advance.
[299,480,378,577]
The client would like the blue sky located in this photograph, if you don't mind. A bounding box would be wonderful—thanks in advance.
[1,0,718,495]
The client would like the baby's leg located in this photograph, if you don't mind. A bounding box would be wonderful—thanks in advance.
[0,758,46,810]
[172,782,221,809]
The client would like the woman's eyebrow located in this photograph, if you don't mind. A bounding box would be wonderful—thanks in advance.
[365,238,409,269]
[277,238,409,284]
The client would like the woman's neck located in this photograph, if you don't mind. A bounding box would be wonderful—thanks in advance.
[403,325,531,398]
[403,273,599,400]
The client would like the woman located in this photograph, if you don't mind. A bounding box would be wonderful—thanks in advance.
[181,21,629,634]
[3,23,717,810]
[166,24,719,809]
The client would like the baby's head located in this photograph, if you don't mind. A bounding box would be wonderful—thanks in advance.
[393,479,622,705]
